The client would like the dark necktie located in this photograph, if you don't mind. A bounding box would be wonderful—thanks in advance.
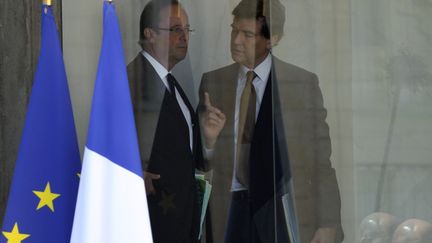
[166,73,196,153]
[236,71,256,187]
[166,73,177,97]
[166,73,195,116]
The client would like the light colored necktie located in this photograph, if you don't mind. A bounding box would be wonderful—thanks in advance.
[236,71,256,187]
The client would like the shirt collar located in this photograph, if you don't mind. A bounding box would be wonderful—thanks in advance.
[239,53,272,82]
[142,51,170,80]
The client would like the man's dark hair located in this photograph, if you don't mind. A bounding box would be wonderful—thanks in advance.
[232,0,285,39]
[139,0,180,47]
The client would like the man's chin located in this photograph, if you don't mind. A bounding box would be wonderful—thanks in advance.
[231,54,244,64]
[173,49,187,59]
[173,54,187,64]
[180,48,188,55]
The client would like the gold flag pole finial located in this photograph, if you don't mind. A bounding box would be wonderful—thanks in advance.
[43,0,52,6]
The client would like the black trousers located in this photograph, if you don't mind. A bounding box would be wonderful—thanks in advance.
[224,190,254,243]
[224,191,291,243]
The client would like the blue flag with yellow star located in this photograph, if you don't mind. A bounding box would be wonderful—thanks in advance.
[1,4,81,243]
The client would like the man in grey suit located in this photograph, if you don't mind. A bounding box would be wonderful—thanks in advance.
[127,1,208,242]
[199,0,343,242]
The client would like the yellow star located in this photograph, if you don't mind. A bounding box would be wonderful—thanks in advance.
[32,182,60,212]
[158,191,176,215]
[2,222,30,243]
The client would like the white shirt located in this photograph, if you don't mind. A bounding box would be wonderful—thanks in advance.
[232,54,272,191]
[142,51,193,151]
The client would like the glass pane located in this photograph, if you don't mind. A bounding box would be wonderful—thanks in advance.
[59,0,432,242]
[353,1,432,243]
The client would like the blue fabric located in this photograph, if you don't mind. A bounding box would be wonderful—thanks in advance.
[1,4,81,242]
[86,2,143,177]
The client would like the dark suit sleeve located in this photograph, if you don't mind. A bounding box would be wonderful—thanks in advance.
[194,123,209,172]
[126,54,164,172]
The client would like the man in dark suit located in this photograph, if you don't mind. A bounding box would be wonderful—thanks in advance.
[127,1,206,242]
[198,0,343,242]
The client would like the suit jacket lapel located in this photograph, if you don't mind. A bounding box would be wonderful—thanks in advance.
[142,56,167,106]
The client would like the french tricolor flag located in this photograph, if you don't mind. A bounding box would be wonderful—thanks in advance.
[70,2,153,242]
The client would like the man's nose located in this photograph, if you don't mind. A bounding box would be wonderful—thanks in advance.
[178,28,189,41]
[232,32,244,45]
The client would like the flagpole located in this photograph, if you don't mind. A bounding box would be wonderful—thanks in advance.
[43,0,52,6]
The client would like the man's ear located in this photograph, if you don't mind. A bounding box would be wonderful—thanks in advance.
[143,28,155,42]
[267,35,281,49]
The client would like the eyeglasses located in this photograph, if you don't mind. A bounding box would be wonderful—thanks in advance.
[154,26,195,35]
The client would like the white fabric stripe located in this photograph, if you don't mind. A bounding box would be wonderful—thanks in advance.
[71,147,153,243]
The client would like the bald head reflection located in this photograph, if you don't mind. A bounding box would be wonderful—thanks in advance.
[359,212,400,243]
[392,219,432,243]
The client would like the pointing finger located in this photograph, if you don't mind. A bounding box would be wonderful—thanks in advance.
[204,92,212,108]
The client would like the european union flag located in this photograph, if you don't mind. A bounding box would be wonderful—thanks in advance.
[70,2,152,242]
[1,4,81,243]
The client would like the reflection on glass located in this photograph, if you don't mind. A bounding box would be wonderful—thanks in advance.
[127,1,205,242]
[359,212,400,243]
[198,0,342,242]
[58,0,432,242]
[353,1,432,243]
[392,219,432,243]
